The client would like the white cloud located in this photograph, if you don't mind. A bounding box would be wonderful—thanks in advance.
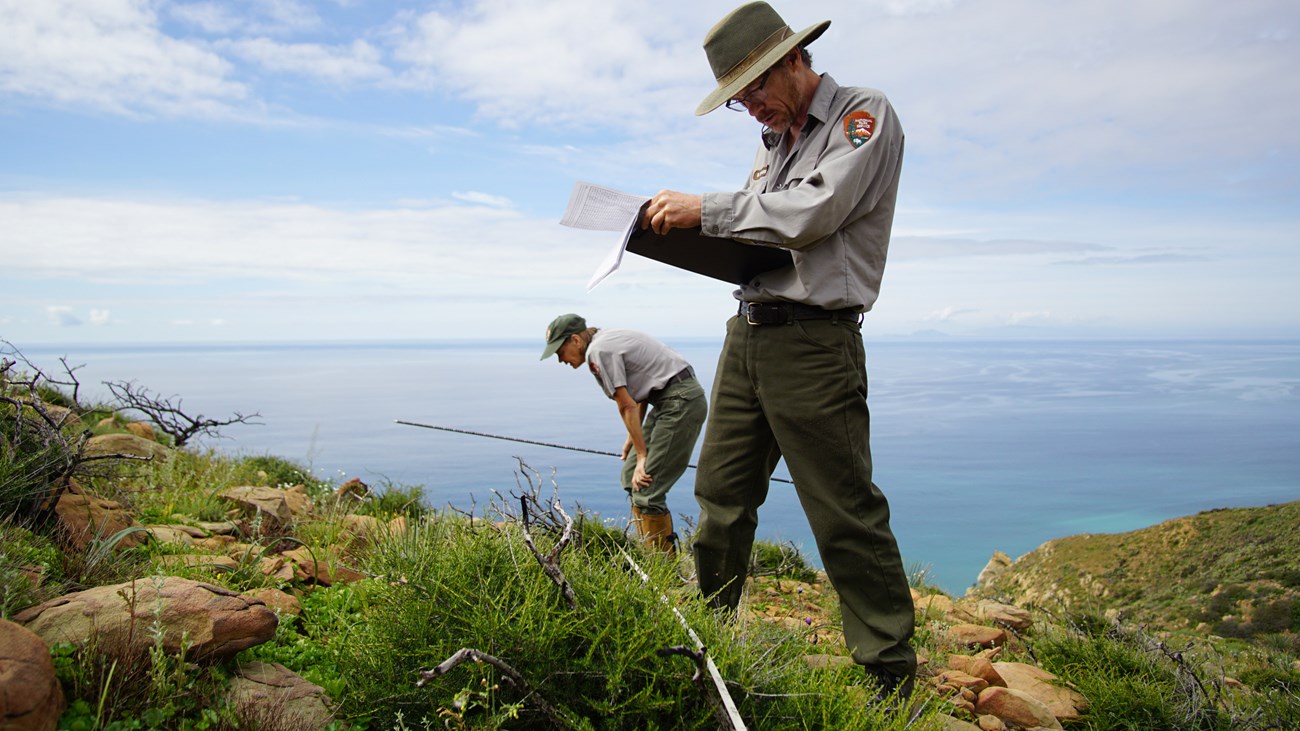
[386,0,706,130]
[451,191,513,208]
[0,0,250,118]
[924,306,977,322]
[89,309,113,326]
[1008,311,1053,326]
[167,2,245,34]
[0,194,597,289]
[168,0,323,36]
[1056,253,1210,266]
[891,236,1110,261]
[45,306,81,327]
[847,0,1300,198]
[219,38,390,84]
[6,0,1293,203]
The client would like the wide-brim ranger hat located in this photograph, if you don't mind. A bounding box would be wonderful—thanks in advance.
[695,2,830,116]
[540,313,587,360]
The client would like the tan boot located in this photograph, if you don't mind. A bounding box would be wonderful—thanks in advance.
[631,506,676,554]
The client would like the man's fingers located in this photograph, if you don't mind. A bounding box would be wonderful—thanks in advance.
[653,210,672,236]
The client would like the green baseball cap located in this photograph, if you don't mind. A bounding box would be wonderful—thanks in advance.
[540,314,587,360]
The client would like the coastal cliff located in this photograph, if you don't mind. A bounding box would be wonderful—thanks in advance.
[969,501,1300,646]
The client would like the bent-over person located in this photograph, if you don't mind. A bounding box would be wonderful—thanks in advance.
[541,314,706,552]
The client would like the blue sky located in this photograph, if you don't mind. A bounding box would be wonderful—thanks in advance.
[2,0,1297,344]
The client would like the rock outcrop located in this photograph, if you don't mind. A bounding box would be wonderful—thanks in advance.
[54,481,147,551]
[14,576,277,661]
[83,433,170,461]
[931,647,1088,730]
[0,619,66,731]
[220,485,313,527]
[227,661,334,731]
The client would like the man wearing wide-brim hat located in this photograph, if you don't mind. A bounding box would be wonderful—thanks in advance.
[639,1,917,699]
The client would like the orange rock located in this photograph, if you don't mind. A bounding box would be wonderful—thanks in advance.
[15,577,276,662]
[54,487,146,552]
[246,588,302,617]
[916,593,956,618]
[966,600,1032,631]
[124,421,155,440]
[0,619,66,730]
[948,623,1007,649]
[220,485,313,525]
[948,654,1007,687]
[281,547,366,586]
[936,669,990,695]
[975,686,1062,730]
[992,662,1088,719]
[84,433,169,461]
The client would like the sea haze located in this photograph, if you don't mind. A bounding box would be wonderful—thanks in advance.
[18,338,1300,594]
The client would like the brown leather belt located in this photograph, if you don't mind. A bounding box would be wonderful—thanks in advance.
[647,366,695,405]
[740,301,862,325]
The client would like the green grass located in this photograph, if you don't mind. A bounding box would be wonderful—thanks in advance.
[976,501,1300,643]
[4,356,1296,730]
[1024,612,1300,730]
[0,522,63,619]
[284,511,925,730]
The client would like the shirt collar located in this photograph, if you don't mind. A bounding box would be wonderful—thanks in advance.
[761,73,839,150]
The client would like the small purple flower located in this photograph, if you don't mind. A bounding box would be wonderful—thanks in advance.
[804,617,813,625]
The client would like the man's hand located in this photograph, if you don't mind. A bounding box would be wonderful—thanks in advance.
[620,436,633,460]
[632,458,653,490]
[642,190,702,235]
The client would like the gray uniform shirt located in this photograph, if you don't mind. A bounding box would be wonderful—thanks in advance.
[700,74,904,313]
[586,330,690,403]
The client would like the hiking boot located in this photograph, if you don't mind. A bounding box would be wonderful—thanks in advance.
[630,506,677,554]
[864,666,915,705]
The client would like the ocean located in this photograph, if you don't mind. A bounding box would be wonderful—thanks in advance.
[16,338,1300,594]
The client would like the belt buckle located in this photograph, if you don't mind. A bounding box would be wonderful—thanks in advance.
[745,302,769,325]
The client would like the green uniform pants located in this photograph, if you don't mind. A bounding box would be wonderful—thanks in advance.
[692,315,916,678]
[621,377,707,515]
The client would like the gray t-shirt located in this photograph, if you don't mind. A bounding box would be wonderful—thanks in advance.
[586,330,690,403]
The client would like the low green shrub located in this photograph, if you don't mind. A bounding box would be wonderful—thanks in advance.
[235,454,320,489]
[0,523,62,617]
[354,481,430,520]
[750,539,818,583]
[1032,611,1300,730]
[308,513,920,730]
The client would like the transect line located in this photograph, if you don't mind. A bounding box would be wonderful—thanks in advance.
[617,546,747,731]
[394,420,796,485]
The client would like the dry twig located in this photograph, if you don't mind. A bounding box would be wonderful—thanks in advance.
[103,380,261,446]
[416,648,573,729]
[520,495,577,609]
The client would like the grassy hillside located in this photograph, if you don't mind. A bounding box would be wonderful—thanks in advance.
[973,502,1300,650]
[4,347,1300,730]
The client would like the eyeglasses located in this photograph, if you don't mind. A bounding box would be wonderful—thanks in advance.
[725,68,774,112]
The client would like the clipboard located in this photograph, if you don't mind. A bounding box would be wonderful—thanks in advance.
[626,223,792,285]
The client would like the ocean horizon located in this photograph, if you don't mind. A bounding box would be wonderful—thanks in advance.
[13,336,1300,594]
